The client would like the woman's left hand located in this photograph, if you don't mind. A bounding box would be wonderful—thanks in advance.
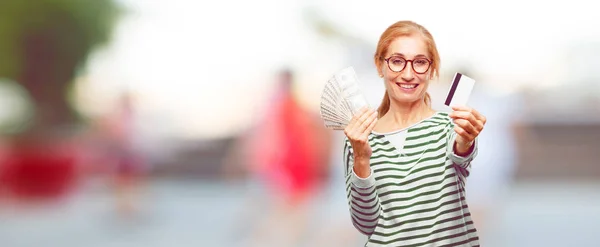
[449,106,487,152]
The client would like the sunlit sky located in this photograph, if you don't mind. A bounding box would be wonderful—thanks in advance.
[74,0,600,140]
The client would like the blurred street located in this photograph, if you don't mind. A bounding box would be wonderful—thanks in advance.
[1,178,600,247]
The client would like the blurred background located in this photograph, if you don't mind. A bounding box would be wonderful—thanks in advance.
[0,0,599,246]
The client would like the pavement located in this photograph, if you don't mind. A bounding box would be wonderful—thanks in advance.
[0,178,599,247]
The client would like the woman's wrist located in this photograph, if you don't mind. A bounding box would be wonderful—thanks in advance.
[454,140,474,157]
[353,156,371,178]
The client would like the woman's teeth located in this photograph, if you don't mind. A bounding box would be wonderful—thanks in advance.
[398,83,417,89]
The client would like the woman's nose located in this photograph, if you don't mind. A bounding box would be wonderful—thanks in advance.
[400,62,414,81]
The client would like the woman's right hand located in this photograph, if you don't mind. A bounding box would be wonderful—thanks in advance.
[344,108,378,168]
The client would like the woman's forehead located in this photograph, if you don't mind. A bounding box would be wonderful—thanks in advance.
[386,36,428,57]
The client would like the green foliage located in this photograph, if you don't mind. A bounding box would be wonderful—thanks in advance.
[0,0,121,80]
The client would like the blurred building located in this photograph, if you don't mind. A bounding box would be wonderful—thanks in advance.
[512,41,600,181]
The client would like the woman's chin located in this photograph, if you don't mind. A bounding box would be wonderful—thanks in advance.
[390,95,424,105]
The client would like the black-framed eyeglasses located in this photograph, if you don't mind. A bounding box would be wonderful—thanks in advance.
[383,56,431,74]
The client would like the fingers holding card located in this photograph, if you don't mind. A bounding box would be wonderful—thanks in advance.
[443,72,487,144]
[449,105,486,145]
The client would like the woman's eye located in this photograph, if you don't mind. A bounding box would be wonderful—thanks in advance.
[415,59,428,65]
[392,59,404,64]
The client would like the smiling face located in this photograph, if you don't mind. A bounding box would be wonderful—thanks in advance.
[380,35,432,105]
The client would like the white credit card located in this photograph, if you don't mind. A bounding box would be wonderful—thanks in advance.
[444,72,475,107]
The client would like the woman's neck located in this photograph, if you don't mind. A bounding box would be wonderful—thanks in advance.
[376,99,435,132]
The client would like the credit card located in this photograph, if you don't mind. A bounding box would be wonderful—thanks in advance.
[444,72,475,107]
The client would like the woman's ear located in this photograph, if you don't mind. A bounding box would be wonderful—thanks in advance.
[375,59,384,78]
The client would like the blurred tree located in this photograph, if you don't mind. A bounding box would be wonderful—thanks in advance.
[0,0,120,200]
[0,0,120,139]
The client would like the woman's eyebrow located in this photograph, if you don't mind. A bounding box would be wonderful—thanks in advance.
[388,53,428,58]
[388,52,405,57]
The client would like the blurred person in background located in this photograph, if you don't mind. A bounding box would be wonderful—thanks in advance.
[223,69,332,246]
[94,92,148,220]
[342,20,487,246]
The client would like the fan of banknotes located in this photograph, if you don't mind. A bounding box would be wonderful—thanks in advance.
[319,66,370,130]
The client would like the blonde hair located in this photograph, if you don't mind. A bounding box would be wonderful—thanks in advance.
[374,20,441,118]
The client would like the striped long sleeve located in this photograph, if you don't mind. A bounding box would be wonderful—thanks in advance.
[344,138,382,236]
[445,121,479,180]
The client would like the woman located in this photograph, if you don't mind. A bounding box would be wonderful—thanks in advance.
[343,20,487,246]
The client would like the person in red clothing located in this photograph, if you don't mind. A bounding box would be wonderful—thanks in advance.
[254,69,323,204]
[225,69,332,246]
